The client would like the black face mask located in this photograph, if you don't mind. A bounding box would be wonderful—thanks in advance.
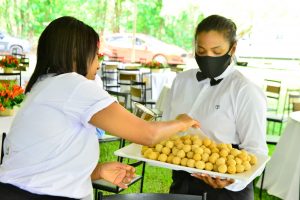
[195,49,232,79]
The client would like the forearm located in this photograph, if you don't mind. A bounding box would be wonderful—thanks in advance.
[90,103,192,146]
[91,163,102,181]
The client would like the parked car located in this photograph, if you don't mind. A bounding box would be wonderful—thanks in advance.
[103,33,188,65]
[0,31,31,54]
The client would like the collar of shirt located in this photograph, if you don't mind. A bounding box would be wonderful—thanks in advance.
[214,63,236,80]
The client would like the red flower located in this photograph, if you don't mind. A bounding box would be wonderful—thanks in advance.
[0,81,25,111]
[0,55,19,69]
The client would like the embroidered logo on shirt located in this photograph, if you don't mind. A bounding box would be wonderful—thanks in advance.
[215,105,220,109]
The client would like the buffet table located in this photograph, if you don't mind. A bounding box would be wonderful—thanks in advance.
[258,111,300,200]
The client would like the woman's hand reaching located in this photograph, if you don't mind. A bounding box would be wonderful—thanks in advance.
[176,114,200,131]
[91,162,136,189]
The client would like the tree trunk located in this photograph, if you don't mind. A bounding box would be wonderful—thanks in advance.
[5,0,12,34]
[113,0,122,33]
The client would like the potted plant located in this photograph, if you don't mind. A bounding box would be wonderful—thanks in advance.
[142,60,165,72]
[0,81,25,116]
[0,55,19,73]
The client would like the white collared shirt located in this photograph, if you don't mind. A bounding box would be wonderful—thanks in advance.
[163,65,268,191]
[0,73,115,199]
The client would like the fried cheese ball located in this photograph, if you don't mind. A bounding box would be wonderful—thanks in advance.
[183,139,192,145]
[195,160,205,170]
[227,165,236,174]
[162,147,171,155]
[148,152,159,160]
[218,164,227,173]
[167,154,174,163]
[158,153,168,162]
[180,157,188,166]
[191,135,200,141]
[205,162,214,171]
[193,139,203,146]
[155,144,163,153]
[186,151,194,159]
[193,147,204,155]
[182,145,192,153]
[193,153,202,161]
[172,156,181,165]
[141,146,149,154]
[249,154,257,165]
[187,159,195,168]
[141,134,258,175]
[216,157,226,166]
[165,141,174,149]
[177,150,186,158]
[203,138,212,147]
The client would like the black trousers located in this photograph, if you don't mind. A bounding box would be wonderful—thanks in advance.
[170,170,254,200]
[0,182,78,200]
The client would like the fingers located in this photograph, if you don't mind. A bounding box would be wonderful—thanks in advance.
[191,173,234,189]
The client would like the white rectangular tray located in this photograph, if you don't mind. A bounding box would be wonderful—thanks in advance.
[114,143,270,183]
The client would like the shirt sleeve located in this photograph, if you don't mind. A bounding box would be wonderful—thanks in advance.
[225,83,268,191]
[63,80,116,128]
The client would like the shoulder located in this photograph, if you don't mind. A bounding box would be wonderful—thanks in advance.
[31,73,103,99]
[173,68,198,84]
[230,70,266,100]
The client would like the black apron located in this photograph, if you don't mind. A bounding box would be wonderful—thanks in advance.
[170,170,254,200]
[0,182,78,200]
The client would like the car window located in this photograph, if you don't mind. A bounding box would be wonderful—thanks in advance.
[136,38,145,46]
[109,36,132,48]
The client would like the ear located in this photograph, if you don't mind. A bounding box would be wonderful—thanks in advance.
[229,42,237,56]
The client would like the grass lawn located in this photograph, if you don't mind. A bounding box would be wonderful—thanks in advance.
[97,140,281,200]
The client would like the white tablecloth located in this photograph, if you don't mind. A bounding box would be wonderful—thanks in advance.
[0,115,15,134]
[257,111,300,200]
[151,70,176,100]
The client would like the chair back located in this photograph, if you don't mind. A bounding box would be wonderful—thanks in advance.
[133,102,156,121]
[293,102,300,112]
[264,79,282,114]
[130,81,147,104]
[101,63,119,90]
[288,93,300,114]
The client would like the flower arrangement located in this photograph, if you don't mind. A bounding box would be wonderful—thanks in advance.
[0,81,25,112]
[97,53,105,62]
[0,55,19,69]
[143,60,164,69]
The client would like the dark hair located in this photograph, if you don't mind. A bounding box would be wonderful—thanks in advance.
[195,15,237,46]
[25,16,99,93]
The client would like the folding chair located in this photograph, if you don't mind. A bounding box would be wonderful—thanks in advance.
[101,63,119,90]
[130,80,156,111]
[264,79,287,136]
[293,102,300,112]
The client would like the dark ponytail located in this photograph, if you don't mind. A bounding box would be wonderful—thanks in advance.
[25,16,99,93]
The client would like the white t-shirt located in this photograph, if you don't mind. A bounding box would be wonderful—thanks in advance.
[0,72,115,199]
[163,65,268,191]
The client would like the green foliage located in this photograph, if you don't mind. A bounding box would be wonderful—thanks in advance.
[0,0,205,51]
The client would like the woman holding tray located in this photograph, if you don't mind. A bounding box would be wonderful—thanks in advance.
[163,15,268,200]
[0,16,199,200]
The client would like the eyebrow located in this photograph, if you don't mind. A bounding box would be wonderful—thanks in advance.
[197,45,222,50]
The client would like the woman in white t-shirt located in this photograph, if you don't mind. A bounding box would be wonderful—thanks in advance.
[0,16,199,200]
[164,15,268,200]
